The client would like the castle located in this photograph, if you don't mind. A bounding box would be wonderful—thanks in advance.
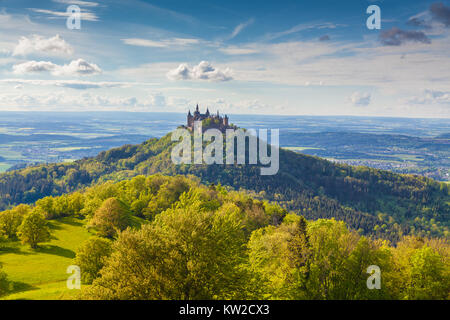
[186,105,232,132]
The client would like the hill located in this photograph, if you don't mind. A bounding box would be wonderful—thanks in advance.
[1,174,448,300]
[0,130,448,241]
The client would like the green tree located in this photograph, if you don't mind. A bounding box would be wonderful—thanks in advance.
[84,202,249,300]
[407,246,449,299]
[247,214,311,299]
[91,197,131,238]
[392,236,450,300]
[74,237,113,284]
[305,219,360,299]
[0,204,30,240]
[17,209,51,249]
[0,263,9,297]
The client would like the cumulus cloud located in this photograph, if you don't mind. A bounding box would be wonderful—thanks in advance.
[167,61,233,82]
[404,90,450,105]
[380,27,431,46]
[13,60,57,74]
[54,59,102,76]
[147,92,166,107]
[12,59,101,76]
[350,92,371,106]
[12,34,74,57]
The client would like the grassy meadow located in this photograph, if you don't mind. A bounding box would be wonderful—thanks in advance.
[0,217,91,300]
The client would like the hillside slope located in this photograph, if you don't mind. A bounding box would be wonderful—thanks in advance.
[0,131,448,241]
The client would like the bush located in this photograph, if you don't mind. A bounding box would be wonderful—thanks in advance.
[74,237,113,284]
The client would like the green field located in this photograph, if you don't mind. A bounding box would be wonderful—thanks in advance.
[0,217,91,300]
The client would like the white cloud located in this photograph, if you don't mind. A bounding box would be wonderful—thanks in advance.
[0,79,147,89]
[148,92,166,107]
[219,46,259,55]
[29,8,99,22]
[12,34,74,57]
[54,59,101,76]
[350,92,371,106]
[12,59,101,76]
[0,91,174,111]
[0,48,11,55]
[52,0,99,7]
[13,60,57,74]
[121,37,200,48]
[228,19,254,39]
[167,61,233,82]
[265,22,344,41]
[403,90,450,105]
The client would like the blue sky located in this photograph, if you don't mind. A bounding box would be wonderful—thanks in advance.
[0,0,449,117]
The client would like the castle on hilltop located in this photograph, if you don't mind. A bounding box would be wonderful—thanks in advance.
[186,104,232,132]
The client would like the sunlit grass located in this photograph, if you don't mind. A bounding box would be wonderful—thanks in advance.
[0,217,91,300]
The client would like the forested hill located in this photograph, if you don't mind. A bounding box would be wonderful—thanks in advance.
[0,130,448,241]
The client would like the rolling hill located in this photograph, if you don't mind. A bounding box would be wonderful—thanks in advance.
[0,129,448,241]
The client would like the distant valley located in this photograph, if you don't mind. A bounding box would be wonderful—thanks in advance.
[0,112,448,181]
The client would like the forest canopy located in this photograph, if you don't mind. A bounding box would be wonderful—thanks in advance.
[1,174,448,300]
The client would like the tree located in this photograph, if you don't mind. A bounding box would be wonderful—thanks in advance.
[84,202,249,300]
[247,214,311,299]
[74,237,113,284]
[91,197,131,238]
[407,246,449,299]
[305,218,360,299]
[0,204,29,240]
[17,209,51,249]
[392,236,450,300]
[0,230,6,243]
[0,263,9,297]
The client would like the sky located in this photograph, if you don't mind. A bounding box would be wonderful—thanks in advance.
[0,0,449,117]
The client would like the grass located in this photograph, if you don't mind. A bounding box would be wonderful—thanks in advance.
[0,217,92,300]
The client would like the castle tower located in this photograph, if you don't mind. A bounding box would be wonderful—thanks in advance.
[187,110,193,128]
[224,115,229,126]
